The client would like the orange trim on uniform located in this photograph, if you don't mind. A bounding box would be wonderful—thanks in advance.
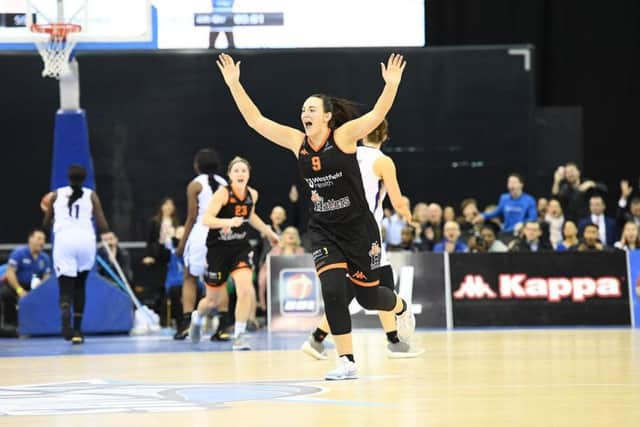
[307,129,332,153]
[230,185,248,203]
[231,262,252,274]
[349,276,380,287]
[205,281,225,288]
[317,262,347,275]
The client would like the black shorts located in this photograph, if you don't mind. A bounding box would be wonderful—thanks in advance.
[204,244,253,287]
[308,216,384,287]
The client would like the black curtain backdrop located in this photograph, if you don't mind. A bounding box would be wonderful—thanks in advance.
[428,0,640,207]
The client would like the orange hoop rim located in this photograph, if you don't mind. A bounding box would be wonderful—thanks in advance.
[30,23,82,40]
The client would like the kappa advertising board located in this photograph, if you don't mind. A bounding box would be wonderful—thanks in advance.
[268,252,447,331]
[450,252,631,327]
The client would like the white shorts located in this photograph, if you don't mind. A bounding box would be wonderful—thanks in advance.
[183,224,208,277]
[53,230,96,277]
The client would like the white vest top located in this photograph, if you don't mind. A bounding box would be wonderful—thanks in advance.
[357,146,387,226]
[53,186,94,235]
[194,174,227,225]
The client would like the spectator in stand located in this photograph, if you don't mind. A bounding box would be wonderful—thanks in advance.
[382,196,410,246]
[257,226,305,311]
[459,198,481,243]
[617,180,640,228]
[0,228,51,331]
[97,232,132,283]
[578,195,617,247]
[467,223,508,253]
[556,220,580,252]
[573,223,607,252]
[537,197,548,221]
[551,162,607,222]
[614,222,640,251]
[417,203,444,251]
[387,225,421,253]
[544,198,565,249]
[509,221,553,253]
[433,221,468,253]
[443,206,456,223]
[474,173,537,237]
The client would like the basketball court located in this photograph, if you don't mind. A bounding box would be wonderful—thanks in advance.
[1,329,639,426]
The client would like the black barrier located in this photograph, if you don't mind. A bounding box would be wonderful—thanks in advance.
[450,252,631,327]
[350,252,447,328]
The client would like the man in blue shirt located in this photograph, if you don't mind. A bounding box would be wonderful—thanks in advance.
[433,221,468,253]
[474,173,537,235]
[1,228,52,330]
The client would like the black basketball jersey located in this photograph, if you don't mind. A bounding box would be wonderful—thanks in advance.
[297,132,370,226]
[207,186,254,247]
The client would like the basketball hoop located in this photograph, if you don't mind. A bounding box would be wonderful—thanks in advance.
[31,23,82,79]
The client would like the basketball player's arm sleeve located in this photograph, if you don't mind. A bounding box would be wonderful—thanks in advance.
[91,192,111,234]
[376,156,411,223]
[203,188,231,228]
[225,81,305,153]
[177,182,201,253]
[42,192,57,229]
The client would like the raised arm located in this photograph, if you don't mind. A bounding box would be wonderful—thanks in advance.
[374,155,411,223]
[247,189,280,245]
[176,181,201,257]
[334,54,406,150]
[203,187,242,229]
[217,53,305,154]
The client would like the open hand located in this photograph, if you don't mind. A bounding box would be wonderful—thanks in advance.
[216,53,241,86]
[381,53,407,86]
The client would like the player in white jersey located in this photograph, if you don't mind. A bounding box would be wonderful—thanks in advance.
[174,148,230,340]
[43,165,110,344]
[301,119,423,359]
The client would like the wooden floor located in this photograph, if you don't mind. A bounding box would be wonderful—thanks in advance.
[1,329,639,426]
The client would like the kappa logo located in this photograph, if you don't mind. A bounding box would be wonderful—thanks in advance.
[453,274,623,302]
[351,271,367,280]
[300,148,309,156]
[0,379,323,416]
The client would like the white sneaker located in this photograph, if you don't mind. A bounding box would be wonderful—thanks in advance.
[301,335,328,360]
[325,356,358,380]
[189,312,201,344]
[387,341,425,359]
[232,334,251,351]
[396,301,415,343]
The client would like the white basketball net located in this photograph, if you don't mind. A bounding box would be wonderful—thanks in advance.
[34,35,78,79]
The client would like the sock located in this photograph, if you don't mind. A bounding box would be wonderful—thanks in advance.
[341,354,355,363]
[192,311,202,326]
[312,328,328,343]
[181,312,192,328]
[386,330,400,344]
[234,321,246,337]
[396,299,407,316]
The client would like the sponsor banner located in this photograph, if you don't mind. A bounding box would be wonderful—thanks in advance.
[450,252,630,327]
[268,255,323,331]
[628,250,640,328]
[350,252,447,328]
[267,252,448,330]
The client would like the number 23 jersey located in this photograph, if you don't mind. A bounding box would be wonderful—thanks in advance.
[206,186,254,247]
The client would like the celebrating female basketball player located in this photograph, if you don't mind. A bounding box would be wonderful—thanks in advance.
[173,148,230,341]
[190,156,279,350]
[301,119,423,360]
[216,53,415,379]
[43,165,111,344]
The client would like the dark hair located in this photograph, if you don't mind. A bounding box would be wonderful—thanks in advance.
[309,94,361,129]
[565,161,580,170]
[630,197,640,206]
[28,227,46,238]
[589,194,605,204]
[153,197,179,226]
[67,164,86,209]
[460,198,478,212]
[508,173,524,184]
[194,148,221,191]
[480,223,499,236]
[584,223,599,231]
[365,119,389,145]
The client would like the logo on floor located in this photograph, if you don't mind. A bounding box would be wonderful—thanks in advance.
[0,379,324,416]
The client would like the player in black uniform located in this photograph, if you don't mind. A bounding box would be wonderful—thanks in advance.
[216,52,415,379]
[189,156,279,350]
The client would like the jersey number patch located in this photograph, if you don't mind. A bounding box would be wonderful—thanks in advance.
[311,156,322,171]
[234,205,248,217]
